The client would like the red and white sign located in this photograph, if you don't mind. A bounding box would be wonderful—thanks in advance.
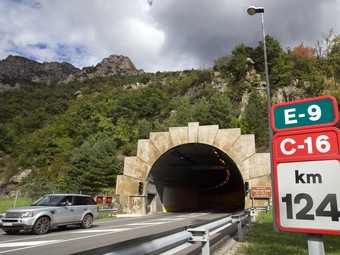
[271,95,340,235]
[274,159,340,235]
[272,127,340,163]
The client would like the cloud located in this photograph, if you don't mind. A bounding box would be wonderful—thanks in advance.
[0,0,339,72]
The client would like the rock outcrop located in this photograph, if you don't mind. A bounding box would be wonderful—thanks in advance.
[0,54,144,92]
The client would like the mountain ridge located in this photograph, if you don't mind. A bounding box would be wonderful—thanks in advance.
[0,54,144,92]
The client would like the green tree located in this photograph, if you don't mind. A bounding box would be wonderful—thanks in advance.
[227,43,252,80]
[206,92,238,128]
[271,49,325,96]
[328,35,340,83]
[66,134,121,192]
[112,86,169,124]
[113,117,137,147]
[240,90,269,152]
[167,97,194,126]
[0,124,14,154]
[253,35,283,75]
[214,43,253,80]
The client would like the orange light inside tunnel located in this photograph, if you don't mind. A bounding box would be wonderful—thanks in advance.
[199,168,231,191]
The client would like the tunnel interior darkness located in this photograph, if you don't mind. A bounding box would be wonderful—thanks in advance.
[147,143,245,213]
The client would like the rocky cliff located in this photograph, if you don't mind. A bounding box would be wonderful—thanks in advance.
[0,54,144,92]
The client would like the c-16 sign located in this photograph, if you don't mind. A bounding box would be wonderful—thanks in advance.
[271,95,340,235]
[272,127,340,163]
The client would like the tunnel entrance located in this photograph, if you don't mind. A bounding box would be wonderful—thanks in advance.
[146,143,245,213]
[116,122,271,215]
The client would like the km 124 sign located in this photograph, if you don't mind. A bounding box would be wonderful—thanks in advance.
[274,159,340,235]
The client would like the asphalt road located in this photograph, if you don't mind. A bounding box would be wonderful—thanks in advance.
[0,211,228,255]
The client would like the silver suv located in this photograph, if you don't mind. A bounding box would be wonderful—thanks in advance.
[0,194,99,235]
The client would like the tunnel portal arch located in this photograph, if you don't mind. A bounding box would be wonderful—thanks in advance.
[147,143,245,213]
[116,122,271,214]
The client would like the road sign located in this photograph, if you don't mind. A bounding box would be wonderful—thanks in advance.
[272,127,340,163]
[270,95,339,132]
[251,186,272,198]
[274,159,340,235]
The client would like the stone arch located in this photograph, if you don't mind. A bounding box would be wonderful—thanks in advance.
[116,122,271,214]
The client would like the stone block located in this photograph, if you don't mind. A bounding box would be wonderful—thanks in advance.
[198,124,219,145]
[149,131,174,154]
[123,156,150,180]
[238,153,270,180]
[116,175,140,195]
[213,128,241,152]
[169,126,188,146]
[228,134,256,164]
[137,139,160,165]
[188,122,199,143]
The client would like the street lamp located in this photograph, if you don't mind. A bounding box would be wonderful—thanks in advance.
[247,6,264,16]
[247,6,272,140]
[247,6,276,231]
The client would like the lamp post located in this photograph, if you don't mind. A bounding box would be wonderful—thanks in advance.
[247,6,276,232]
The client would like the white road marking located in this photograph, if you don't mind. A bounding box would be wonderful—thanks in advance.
[127,222,163,226]
[73,228,130,233]
[0,240,58,248]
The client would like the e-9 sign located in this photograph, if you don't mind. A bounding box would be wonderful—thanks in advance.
[273,127,340,162]
[271,95,339,132]
[284,104,322,125]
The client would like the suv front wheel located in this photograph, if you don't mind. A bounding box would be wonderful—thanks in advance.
[33,217,50,235]
[80,214,93,229]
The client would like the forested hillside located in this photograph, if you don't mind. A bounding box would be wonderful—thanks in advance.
[1,31,339,197]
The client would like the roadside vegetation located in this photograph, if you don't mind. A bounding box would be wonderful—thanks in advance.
[237,211,340,255]
[0,195,35,213]
[0,29,340,196]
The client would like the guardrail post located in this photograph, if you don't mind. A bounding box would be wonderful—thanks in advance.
[250,208,256,222]
[245,208,256,225]
[188,228,210,255]
[232,214,243,241]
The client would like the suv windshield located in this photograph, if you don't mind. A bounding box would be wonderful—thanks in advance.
[32,195,64,206]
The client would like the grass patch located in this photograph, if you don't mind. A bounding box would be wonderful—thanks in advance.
[237,211,340,255]
[0,195,35,213]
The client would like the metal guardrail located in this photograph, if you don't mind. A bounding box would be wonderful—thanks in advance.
[102,207,269,255]
[99,208,118,215]
[1,207,269,254]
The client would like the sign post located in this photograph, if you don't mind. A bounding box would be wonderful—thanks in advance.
[271,95,339,255]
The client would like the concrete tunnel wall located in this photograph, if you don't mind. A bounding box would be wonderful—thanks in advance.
[116,122,271,214]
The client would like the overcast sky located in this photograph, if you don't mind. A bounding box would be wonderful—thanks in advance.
[0,0,339,72]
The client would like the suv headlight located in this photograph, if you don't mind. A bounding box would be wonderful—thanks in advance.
[21,211,35,218]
